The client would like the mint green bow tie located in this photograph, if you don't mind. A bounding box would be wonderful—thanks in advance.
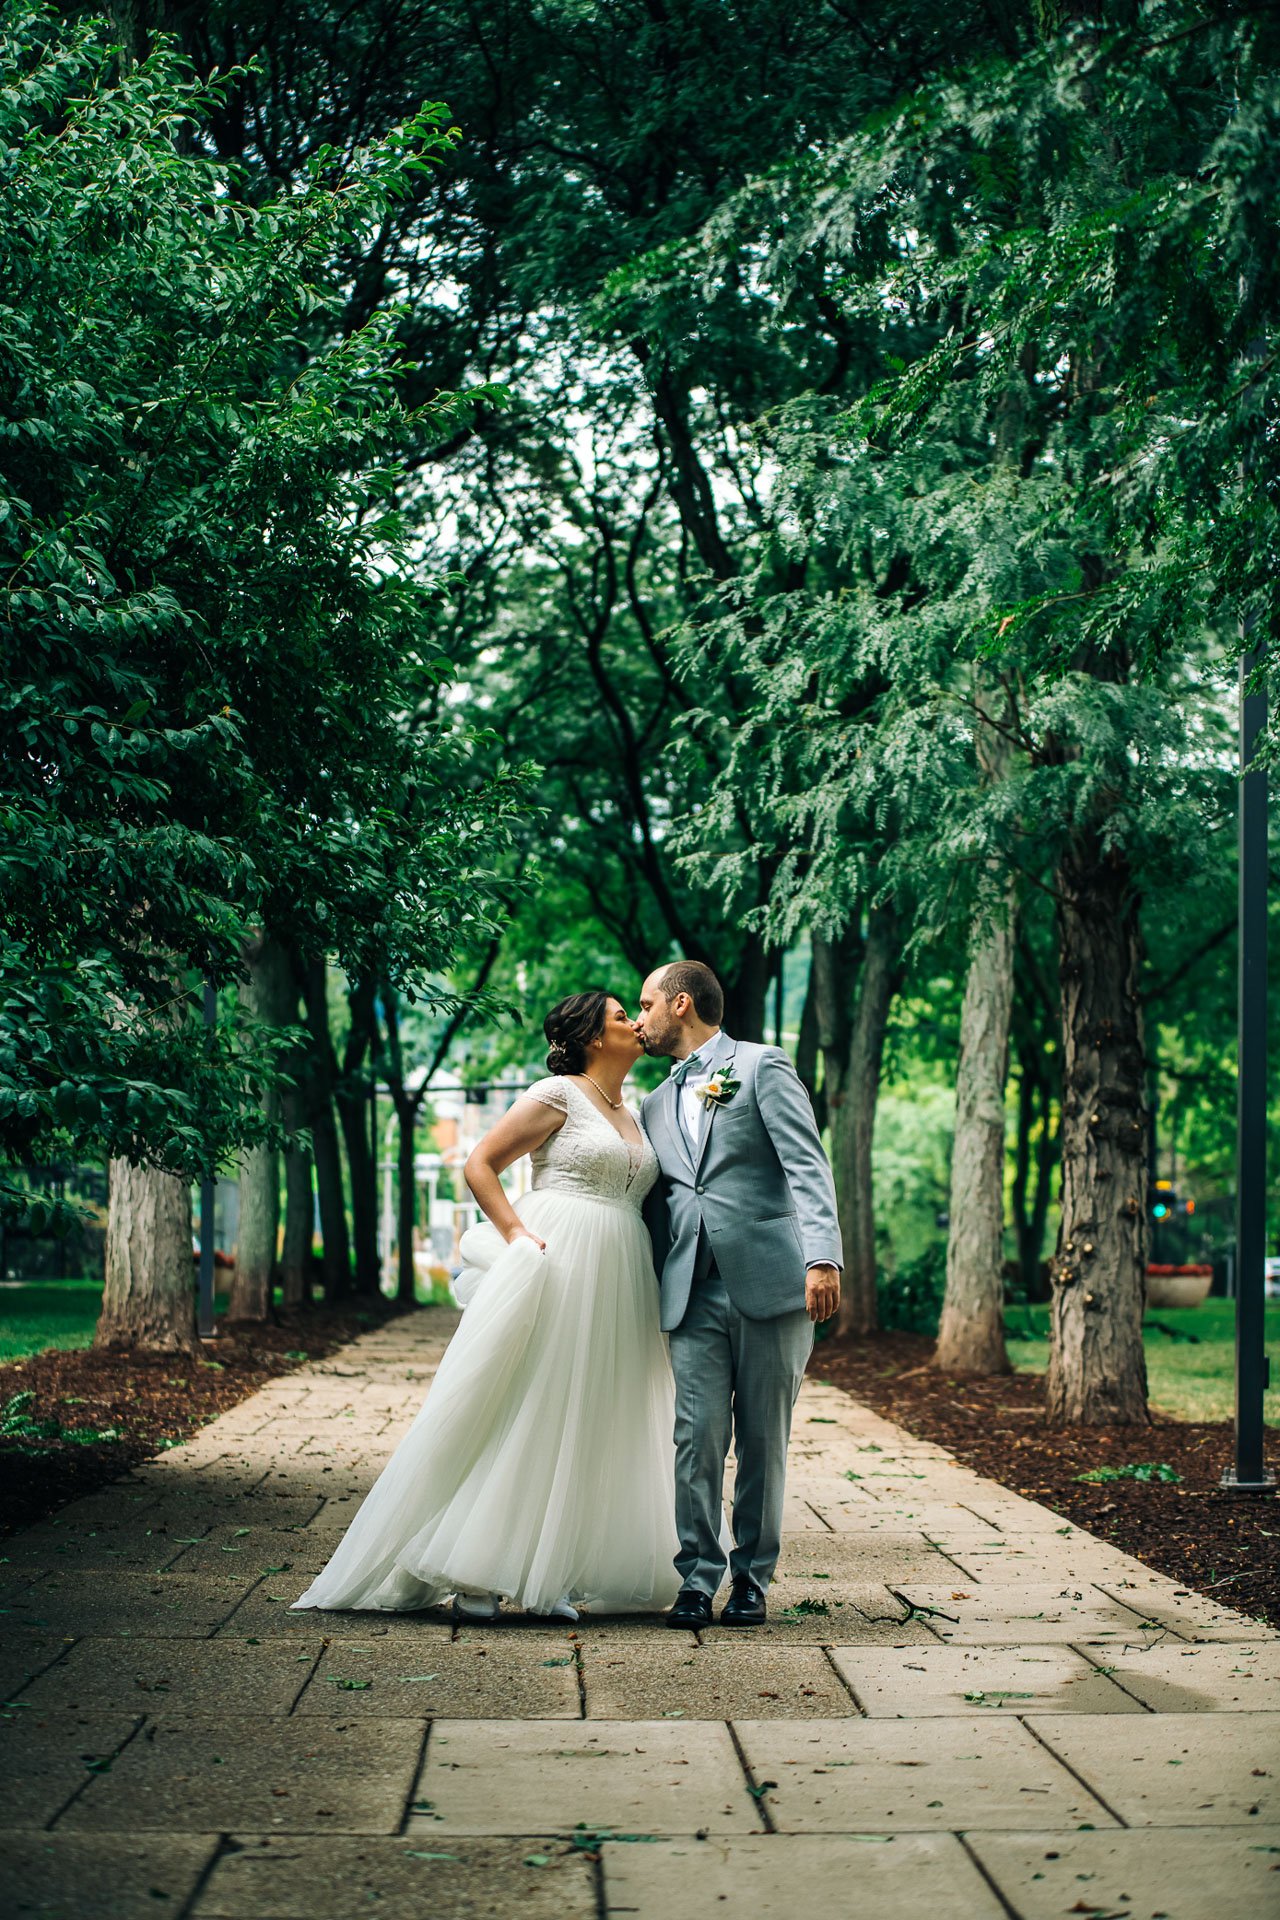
[671,1053,703,1087]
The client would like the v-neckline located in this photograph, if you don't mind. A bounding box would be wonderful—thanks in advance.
[565,1077,644,1155]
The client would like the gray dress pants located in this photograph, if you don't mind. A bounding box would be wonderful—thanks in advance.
[667,1261,813,1597]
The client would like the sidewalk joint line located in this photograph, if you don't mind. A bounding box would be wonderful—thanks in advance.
[1092,1583,1191,1644]
[286,1636,328,1714]
[932,1544,982,1578]
[1018,1714,1129,1828]
[819,1644,867,1716]
[1069,1639,1156,1713]
[9,1631,79,1703]
[396,1716,434,1836]
[213,1569,269,1635]
[957,1504,1005,1533]
[44,1711,145,1831]
[956,1830,1023,1920]
[591,1846,608,1920]
[725,1718,776,1833]
[175,1831,235,1920]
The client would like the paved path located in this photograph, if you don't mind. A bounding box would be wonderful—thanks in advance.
[2,1308,1277,1920]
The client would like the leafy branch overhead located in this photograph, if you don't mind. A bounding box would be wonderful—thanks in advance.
[0,4,531,1215]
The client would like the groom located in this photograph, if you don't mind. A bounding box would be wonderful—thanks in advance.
[636,960,842,1628]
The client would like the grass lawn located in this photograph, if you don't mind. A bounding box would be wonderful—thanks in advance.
[0,1271,457,1367]
[0,1279,102,1363]
[1004,1298,1280,1425]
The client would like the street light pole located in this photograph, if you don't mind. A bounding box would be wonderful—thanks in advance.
[1222,648,1274,1493]
[197,977,217,1343]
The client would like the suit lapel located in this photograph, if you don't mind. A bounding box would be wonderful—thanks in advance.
[691,1031,734,1178]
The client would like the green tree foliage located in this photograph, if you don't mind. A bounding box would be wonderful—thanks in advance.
[156,0,996,1042]
[604,1,1277,1409]
[0,3,525,1222]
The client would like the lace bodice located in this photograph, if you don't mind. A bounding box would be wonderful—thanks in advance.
[523,1076,658,1209]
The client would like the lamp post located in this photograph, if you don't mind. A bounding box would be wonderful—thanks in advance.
[1222,648,1275,1493]
[197,977,217,1342]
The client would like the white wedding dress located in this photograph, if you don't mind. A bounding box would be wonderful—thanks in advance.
[292,1077,681,1615]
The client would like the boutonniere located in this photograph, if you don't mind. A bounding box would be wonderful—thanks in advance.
[694,1062,740,1110]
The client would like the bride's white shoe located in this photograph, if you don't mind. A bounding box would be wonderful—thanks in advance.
[452,1590,502,1621]
[536,1595,579,1622]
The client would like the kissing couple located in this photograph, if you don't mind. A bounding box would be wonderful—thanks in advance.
[294,959,843,1629]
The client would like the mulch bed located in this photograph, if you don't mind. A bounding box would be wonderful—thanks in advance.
[815,1331,1280,1632]
[0,1298,410,1537]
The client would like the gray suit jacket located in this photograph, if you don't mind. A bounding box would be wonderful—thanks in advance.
[641,1032,843,1332]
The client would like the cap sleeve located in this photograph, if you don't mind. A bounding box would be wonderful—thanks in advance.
[521,1076,570,1112]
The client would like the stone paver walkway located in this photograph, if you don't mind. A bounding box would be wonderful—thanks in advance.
[2,1308,1277,1919]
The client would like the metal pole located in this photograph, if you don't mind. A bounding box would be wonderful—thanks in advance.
[1222,649,1274,1492]
[197,978,217,1342]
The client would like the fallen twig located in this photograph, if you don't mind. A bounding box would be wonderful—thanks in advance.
[1205,1567,1255,1590]
[856,1588,962,1628]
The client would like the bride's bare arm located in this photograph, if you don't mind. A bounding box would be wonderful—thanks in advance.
[464,1097,566,1249]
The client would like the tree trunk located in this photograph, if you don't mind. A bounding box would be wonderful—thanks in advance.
[97,1160,196,1353]
[1011,1055,1036,1289]
[935,887,1015,1374]
[1029,1087,1058,1298]
[795,956,825,1127]
[229,935,291,1322]
[335,980,380,1296]
[1011,1031,1059,1301]
[302,958,351,1301]
[279,947,313,1308]
[394,1092,419,1306]
[280,1121,313,1309]
[1011,1055,1050,1297]
[375,986,421,1307]
[722,932,771,1042]
[1046,836,1150,1424]
[814,910,899,1339]
[935,685,1017,1375]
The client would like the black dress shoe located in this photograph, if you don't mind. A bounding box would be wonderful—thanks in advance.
[666,1588,713,1629]
[721,1578,767,1626]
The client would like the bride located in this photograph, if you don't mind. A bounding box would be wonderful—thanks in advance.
[291,989,680,1621]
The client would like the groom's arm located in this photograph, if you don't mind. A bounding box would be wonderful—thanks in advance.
[754,1048,844,1275]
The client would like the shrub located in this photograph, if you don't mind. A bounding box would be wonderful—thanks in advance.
[877,1247,947,1335]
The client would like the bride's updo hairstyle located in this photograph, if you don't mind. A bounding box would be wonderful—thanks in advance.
[544,990,609,1076]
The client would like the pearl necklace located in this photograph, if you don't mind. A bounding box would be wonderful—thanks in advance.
[581,1074,623,1110]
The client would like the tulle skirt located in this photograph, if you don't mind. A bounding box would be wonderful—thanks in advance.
[291,1188,682,1615]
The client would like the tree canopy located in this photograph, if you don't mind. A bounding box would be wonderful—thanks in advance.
[0,3,525,1221]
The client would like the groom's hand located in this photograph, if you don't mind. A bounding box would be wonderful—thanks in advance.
[805,1263,841,1324]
